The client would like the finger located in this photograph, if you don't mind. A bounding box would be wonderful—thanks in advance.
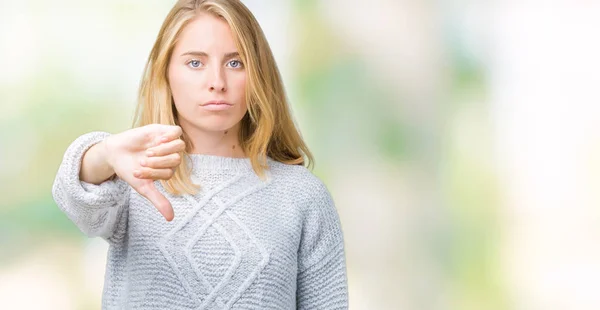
[143,125,183,148]
[156,125,183,144]
[136,182,174,221]
[146,138,186,157]
[140,153,181,169]
[133,167,175,180]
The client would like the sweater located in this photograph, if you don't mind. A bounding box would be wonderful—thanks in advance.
[52,132,348,310]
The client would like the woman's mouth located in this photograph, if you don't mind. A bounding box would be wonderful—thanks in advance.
[201,100,233,111]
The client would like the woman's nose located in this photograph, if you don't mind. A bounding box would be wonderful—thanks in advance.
[209,85,226,92]
[208,67,226,92]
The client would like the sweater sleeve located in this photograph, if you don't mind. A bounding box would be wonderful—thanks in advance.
[52,132,130,240]
[296,180,349,309]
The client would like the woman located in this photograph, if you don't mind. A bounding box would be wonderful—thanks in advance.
[52,0,348,309]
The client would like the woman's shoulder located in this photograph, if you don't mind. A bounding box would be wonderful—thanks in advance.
[268,161,342,240]
[267,160,332,205]
[268,160,323,185]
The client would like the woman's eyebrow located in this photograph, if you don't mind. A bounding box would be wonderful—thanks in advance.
[181,51,208,57]
[224,52,239,59]
[180,51,239,59]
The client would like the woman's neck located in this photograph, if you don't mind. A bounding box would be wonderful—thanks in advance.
[181,122,246,158]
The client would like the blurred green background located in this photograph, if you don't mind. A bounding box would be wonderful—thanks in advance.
[1,0,600,309]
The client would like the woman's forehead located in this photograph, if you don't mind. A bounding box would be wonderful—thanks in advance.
[174,13,238,53]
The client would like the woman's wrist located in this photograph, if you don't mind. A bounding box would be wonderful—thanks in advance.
[80,139,116,184]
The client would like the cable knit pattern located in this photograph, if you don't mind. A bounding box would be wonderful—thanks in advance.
[52,132,348,310]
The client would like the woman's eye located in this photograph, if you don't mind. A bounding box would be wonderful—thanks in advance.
[188,60,202,68]
[227,60,243,68]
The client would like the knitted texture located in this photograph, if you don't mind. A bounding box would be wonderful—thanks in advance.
[52,132,348,309]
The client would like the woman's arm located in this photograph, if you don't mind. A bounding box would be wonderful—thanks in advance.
[52,132,130,240]
[296,180,349,309]
[79,137,116,184]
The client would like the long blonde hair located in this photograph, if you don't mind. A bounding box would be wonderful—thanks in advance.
[132,0,313,195]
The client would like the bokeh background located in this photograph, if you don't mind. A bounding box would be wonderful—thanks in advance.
[1,0,600,309]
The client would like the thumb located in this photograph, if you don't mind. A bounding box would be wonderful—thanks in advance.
[136,182,175,221]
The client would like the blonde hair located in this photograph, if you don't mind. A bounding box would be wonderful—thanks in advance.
[132,0,313,195]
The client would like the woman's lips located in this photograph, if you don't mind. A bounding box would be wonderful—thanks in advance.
[201,100,233,111]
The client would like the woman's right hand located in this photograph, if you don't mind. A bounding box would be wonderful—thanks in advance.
[88,124,185,221]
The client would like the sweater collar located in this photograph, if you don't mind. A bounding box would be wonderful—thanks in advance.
[185,153,271,174]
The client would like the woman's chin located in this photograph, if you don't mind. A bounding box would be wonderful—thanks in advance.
[176,113,244,134]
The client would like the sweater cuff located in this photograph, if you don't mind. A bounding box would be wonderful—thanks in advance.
[56,131,128,208]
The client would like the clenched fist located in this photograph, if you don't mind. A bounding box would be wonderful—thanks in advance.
[81,124,186,221]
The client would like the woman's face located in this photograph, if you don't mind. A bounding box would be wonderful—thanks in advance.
[168,13,247,133]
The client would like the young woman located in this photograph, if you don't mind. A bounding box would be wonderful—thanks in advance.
[52,0,348,309]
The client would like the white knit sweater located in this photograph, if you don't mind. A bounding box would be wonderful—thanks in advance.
[52,132,348,309]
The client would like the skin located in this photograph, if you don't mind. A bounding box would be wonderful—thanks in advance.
[79,13,248,221]
[168,13,248,157]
